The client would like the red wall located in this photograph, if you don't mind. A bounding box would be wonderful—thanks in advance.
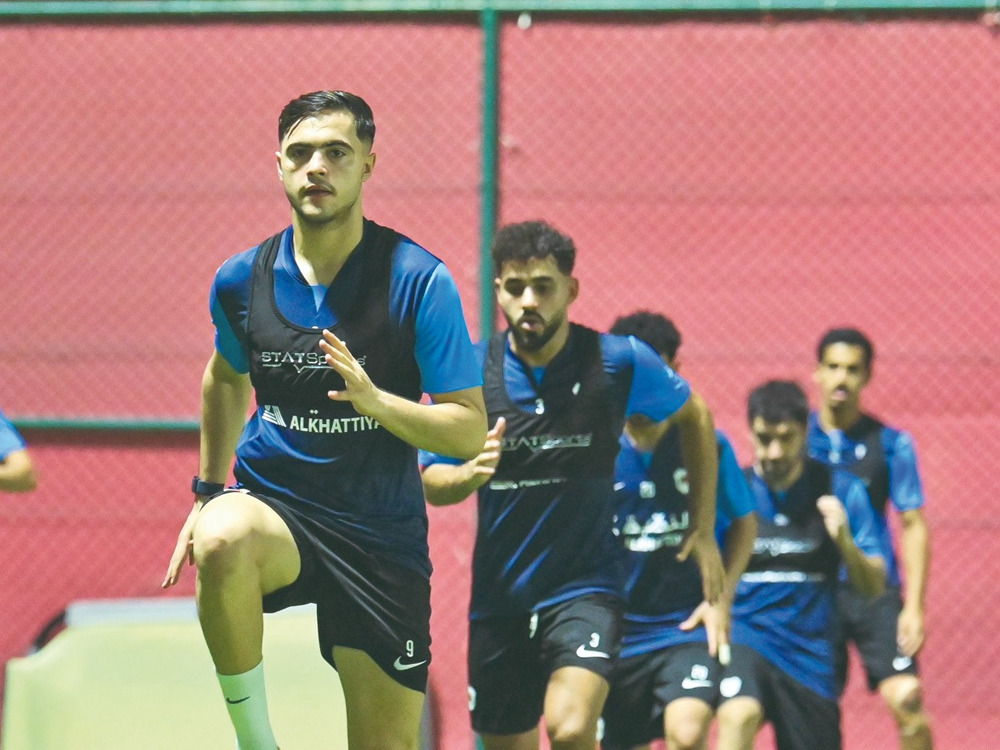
[1,15,998,749]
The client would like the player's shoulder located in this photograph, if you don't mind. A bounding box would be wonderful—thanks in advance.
[862,412,915,454]
[715,428,737,452]
[598,330,642,366]
[214,232,279,293]
[383,224,446,278]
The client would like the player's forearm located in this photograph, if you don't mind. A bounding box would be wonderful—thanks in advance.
[838,531,886,598]
[900,511,930,612]
[675,393,719,534]
[363,387,487,460]
[0,449,38,492]
[199,356,251,485]
[421,462,484,506]
[722,514,758,601]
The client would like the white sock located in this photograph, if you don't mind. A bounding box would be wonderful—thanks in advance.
[217,661,278,750]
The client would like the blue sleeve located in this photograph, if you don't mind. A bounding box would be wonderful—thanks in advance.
[623,336,691,421]
[414,264,483,395]
[887,430,925,512]
[0,407,27,460]
[841,475,884,559]
[211,251,255,374]
[716,432,755,522]
[211,287,249,374]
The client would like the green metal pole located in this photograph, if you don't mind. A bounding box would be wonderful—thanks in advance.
[479,7,500,341]
[13,417,198,432]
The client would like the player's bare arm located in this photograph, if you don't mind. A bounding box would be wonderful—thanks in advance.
[817,494,886,598]
[680,509,758,663]
[320,329,487,459]
[162,351,251,588]
[672,391,726,603]
[422,417,506,507]
[898,507,931,656]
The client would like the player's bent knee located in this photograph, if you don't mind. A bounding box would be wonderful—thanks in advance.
[546,713,597,747]
[666,701,712,750]
[716,697,763,729]
[192,495,260,573]
[881,676,924,718]
[667,721,709,750]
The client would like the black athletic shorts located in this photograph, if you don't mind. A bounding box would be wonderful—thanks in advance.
[601,642,721,750]
[718,644,841,750]
[467,592,624,735]
[225,489,432,693]
[835,584,919,693]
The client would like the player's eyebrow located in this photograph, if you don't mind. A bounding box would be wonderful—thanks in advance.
[285,138,355,152]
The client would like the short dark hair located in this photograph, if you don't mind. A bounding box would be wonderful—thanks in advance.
[491,221,576,277]
[816,327,874,370]
[610,311,682,361]
[747,380,809,427]
[278,90,376,147]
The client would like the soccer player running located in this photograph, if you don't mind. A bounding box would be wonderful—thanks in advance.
[600,311,757,750]
[420,221,725,750]
[0,403,37,493]
[808,327,934,749]
[162,90,487,750]
[715,380,885,750]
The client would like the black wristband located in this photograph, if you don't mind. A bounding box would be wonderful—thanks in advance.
[191,476,226,497]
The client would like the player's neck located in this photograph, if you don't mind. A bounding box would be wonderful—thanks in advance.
[291,210,365,286]
[761,460,805,494]
[819,403,863,432]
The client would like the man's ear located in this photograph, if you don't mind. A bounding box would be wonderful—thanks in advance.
[275,151,283,180]
[567,277,580,304]
[361,151,377,182]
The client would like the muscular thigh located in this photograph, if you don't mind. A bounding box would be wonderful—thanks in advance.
[193,489,301,594]
[335,646,426,750]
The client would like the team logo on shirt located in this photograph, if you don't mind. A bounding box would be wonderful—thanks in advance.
[259,349,366,373]
[754,536,819,557]
[614,511,689,552]
[502,433,593,453]
[262,405,286,426]
[260,405,381,434]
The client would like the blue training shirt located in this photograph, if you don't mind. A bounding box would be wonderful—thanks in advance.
[0,406,27,460]
[210,222,482,573]
[421,332,691,618]
[614,428,755,657]
[807,411,924,586]
[730,461,883,699]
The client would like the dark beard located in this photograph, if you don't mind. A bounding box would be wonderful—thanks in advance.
[505,311,564,353]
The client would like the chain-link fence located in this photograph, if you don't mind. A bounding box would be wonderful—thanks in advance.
[1,6,998,749]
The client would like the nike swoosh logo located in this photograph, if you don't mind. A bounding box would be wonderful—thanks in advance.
[393,657,428,671]
[575,645,610,659]
[681,678,713,689]
[225,696,251,704]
